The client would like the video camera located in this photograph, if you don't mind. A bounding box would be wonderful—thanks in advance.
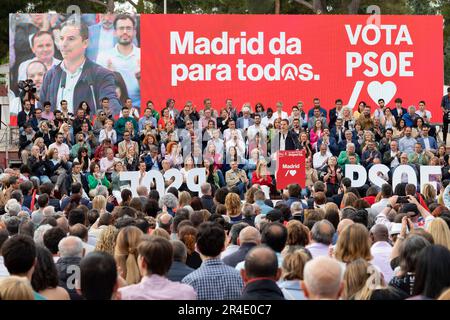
[18,79,37,93]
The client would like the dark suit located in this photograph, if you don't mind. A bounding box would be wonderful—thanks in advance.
[308,107,327,119]
[167,261,194,282]
[223,243,257,268]
[331,126,346,144]
[328,107,343,129]
[40,58,122,116]
[143,155,162,171]
[18,110,35,128]
[383,150,401,167]
[200,195,215,214]
[391,107,407,121]
[240,279,285,300]
[279,131,298,150]
[63,171,90,196]
[317,136,338,156]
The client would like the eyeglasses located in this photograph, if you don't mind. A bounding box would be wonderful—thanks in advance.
[100,113,105,116]
[118,26,134,32]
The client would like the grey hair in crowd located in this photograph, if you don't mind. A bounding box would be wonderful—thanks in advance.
[58,236,84,258]
[96,185,109,198]
[242,203,254,218]
[311,220,335,245]
[43,206,55,217]
[5,200,22,216]
[33,224,53,246]
[290,202,303,213]
[159,193,178,209]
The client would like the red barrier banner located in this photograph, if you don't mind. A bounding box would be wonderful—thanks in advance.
[141,14,443,118]
[276,150,306,190]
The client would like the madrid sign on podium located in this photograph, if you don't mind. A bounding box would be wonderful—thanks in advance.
[276,150,306,190]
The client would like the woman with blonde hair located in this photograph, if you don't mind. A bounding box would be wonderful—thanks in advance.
[426,218,450,250]
[58,122,73,147]
[178,225,202,269]
[244,187,258,205]
[95,225,119,256]
[0,276,35,300]
[114,226,144,285]
[99,119,117,145]
[225,193,242,223]
[178,191,192,209]
[92,195,108,214]
[278,246,312,300]
[33,137,48,156]
[421,183,437,207]
[341,106,355,131]
[334,223,372,264]
[251,159,273,190]
[341,192,358,209]
[342,258,392,300]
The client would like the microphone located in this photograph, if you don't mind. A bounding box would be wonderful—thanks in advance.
[60,71,67,89]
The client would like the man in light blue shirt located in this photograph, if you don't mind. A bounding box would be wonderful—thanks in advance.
[138,107,157,133]
[398,126,417,154]
[97,14,141,107]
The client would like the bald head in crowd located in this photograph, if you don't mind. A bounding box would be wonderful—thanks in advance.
[370,224,389,243]
[157,213,173,234]
[241,246,281,282]
[238,226,261,246]
[302,256,344,300]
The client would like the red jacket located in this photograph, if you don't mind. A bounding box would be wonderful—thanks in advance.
[251,173,272,187]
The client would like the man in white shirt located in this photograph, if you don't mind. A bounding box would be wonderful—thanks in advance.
[415,100,432,123]
[313,143,332,170]
[371,184,392,219]
[247,114,267,141]
[97,14,141,107]
[373,98,386,121]
[18,31,61,81]
[48,132,70,161]
[370,224,394,283]
[99,148,119,173]
[223,119,243,143]
[261,108,275,127]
